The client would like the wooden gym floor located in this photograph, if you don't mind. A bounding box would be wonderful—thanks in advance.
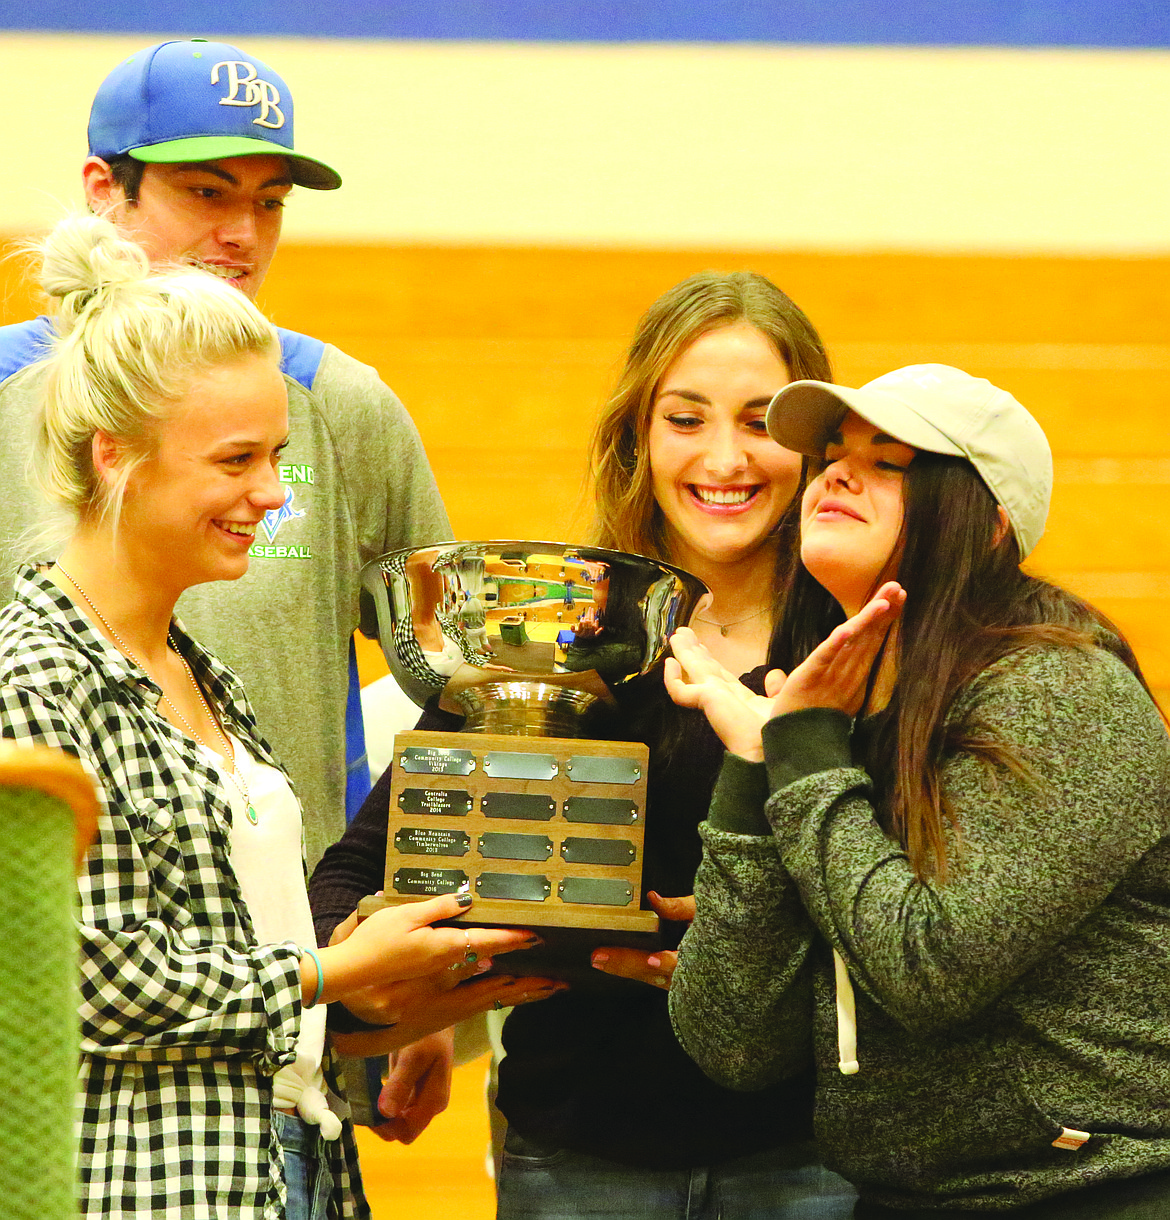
[2,238,1168,1216]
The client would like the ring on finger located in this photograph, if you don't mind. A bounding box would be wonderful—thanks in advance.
[464,929,477,965]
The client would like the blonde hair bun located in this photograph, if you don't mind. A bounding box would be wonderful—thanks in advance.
[37,214,151,332]
[27,212,279,523]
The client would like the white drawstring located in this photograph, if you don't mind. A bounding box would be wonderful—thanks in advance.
[273,1062,343,1140]
[833,948,860,1075]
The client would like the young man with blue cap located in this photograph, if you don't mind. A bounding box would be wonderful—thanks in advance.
[0,39,451,873]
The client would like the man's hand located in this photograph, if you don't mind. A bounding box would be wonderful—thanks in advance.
[368,1030,454,1144]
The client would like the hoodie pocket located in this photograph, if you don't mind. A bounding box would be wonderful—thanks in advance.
[816,1057,1069,1201]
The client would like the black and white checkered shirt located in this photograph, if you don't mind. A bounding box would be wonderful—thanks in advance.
[0,568,367,1219]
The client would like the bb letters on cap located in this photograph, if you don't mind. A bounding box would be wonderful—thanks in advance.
[211,61,285,129]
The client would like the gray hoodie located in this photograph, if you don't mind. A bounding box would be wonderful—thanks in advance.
[670,644,1170,1210]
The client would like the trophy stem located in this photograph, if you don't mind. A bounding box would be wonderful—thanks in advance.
[452,681,599,737]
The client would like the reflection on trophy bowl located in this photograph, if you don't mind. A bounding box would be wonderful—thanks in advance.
[453,681,598,737]
[359,541,708,736]
[358,542,707,953]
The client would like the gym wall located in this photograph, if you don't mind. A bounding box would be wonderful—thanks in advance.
[1,6,1167,697]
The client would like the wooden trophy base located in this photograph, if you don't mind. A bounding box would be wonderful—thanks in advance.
[359,729,659,945]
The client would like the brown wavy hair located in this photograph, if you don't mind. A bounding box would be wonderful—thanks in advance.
[590,270,831,562]
[775,452,1156,881]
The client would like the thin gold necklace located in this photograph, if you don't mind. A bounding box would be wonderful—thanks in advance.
[691,606,769,637]
[56,565,258,825]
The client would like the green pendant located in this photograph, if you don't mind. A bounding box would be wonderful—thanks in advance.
[246,804,258,826]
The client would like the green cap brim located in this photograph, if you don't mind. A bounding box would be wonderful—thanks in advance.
[130,135,341,190]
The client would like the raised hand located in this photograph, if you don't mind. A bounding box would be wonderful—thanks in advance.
[770,581,905,719]
[665,583,906,759]
[665,627,781,761]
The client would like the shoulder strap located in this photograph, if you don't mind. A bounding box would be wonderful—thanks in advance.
[0,318,56,385]
[276,327,326,392]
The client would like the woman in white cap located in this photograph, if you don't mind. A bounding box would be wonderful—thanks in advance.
[665,365,1170,1216]
[0,214,536,1220]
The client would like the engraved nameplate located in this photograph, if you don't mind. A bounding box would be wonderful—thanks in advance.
[478,832,553,861]
[483,751,558,781]
[476,873,551,902]
[565,755,641,784]
[400,747,476,776]
[399,788,473,817]
[394,827,471,857]
[481,792,556,821]
[558,877,634,906]
[393,867,468,895]
[562,797,638,825]
[561,837,636,866]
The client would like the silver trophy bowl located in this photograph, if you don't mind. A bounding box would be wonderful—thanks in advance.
[360,541,707,736]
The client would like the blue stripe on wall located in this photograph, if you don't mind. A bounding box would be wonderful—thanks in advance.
[1,1,1168,48]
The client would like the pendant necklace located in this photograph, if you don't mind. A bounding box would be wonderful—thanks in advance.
[56,565,258,825]
[691,606,769,637]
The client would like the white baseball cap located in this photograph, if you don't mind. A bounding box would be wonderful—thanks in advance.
[766,364,1052,558]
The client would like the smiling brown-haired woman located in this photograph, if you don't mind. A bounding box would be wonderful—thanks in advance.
[309,270,862,1218]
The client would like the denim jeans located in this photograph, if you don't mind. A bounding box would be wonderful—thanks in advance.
[273,1111,334,1220]
[497,1128,858,1220]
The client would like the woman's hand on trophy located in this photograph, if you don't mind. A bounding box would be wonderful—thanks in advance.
[590,891,696,990]
[311,892,541,1007]
[331,967,569,1057]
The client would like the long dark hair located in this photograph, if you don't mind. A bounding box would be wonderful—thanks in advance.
[773,453,1154,881]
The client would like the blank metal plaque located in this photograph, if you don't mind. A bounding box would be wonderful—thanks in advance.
[562,796,638,825]
[398,788,473,817]
[565,755,641,785]
[400,747,476,776]
[476,872,551,902]
[478,832,553,861]
[393,867,468,895]
[558,877,634,906]
[481,793,555,821]
[561,837,636,866]
[393,827,470,857]
[483,751,558,781]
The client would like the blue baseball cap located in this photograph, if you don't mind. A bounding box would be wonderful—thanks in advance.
[87,39,341,190]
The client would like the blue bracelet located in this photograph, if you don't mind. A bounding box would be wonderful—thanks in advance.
[302,947,325,1009]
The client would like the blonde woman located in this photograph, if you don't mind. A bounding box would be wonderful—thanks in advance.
[0,215,534,1220]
